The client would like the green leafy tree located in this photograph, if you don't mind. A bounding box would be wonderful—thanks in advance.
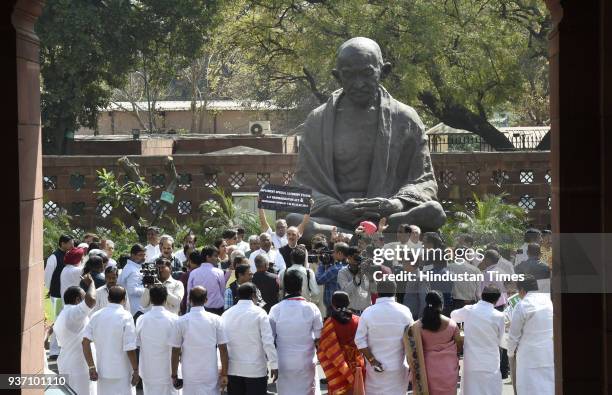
[37,0,135,153]
[43,209,72,259]
[440,193,528,249]
[110,0,221,132]
[37,0,220,153]
[226,0,550,149]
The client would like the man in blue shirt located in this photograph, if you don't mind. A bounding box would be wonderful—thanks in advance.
[316,242,350,315]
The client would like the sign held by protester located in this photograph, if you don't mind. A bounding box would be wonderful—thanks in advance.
[258,184,312,214]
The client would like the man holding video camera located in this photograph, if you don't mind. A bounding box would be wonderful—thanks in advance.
[315,241,350,315]
[337,247,372,315]
[140,257,185,315]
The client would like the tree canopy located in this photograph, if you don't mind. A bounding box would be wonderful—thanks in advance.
[37,0,550,151]
[226,0,550,148]
[37,0,219,153]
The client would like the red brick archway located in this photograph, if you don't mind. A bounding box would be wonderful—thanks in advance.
[4,1,612,394]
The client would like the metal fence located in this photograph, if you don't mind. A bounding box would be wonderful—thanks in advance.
[427,134,545,153]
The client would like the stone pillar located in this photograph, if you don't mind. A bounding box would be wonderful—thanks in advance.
[546,0,612,393]
[4,1,45,394]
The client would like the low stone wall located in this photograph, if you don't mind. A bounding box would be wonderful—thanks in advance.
[42,151,551,231]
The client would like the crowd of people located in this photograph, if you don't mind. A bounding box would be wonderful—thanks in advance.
[44,209,554,395]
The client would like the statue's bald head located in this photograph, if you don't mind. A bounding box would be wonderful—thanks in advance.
[332,37,390,108]
[336,37,384,68]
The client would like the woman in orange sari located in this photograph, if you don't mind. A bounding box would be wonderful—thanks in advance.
[317,291,366,395]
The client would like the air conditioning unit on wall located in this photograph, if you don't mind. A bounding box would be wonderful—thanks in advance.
[249,121,271,135]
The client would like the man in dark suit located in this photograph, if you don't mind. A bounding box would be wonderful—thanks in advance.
[252,254,280,313]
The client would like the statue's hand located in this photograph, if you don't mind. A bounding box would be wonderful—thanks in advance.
[329,201,361,225]
[354,198,403,217]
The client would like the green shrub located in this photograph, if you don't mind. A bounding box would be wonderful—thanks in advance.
[440,193,528,251]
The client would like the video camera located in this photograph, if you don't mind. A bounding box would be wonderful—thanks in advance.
[308,246,334,266]
[141,262,159,286]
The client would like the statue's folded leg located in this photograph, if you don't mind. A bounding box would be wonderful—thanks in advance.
[387,200,447,234]
[286,213,353,243]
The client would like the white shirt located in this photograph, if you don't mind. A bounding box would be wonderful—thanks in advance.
[169,306,227,384]
[447,262,482,301]
[60,263,83,298]
[496,257,515,275]
[93,285,131,314]
[221,300,278,377]
[266,227,288,249]
[514,243,529,266]
[84,303,137,379]
[55,300,93,377]
[506,292,554,367]
[106,258,117,268]
[118,259,145,315]
[174,249,187,265]
[249,248,286,273]
[136,306,178,384]
[278,265,319,302]
[269,298,322,371]
[44,253,58,291]
[140,277,184,315]
[337,266,371,311]
[145,244,161,264]
[236,240,250,254]
[355,297,414,371]
[450,300,505,372]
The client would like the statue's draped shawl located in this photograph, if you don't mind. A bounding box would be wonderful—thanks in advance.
[295,87,439,217]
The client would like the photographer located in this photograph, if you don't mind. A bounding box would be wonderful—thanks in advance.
[316,242,350,314]
[140,257,184,315]
[337,247,371,315]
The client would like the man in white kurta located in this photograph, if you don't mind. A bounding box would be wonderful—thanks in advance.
[83,286,138,395]
[136,285,180,395]
[54,276,97,395]
[248,233,286,273]
[451,285,505,395]
[93,266,131,314]
[506,277,554,395]
[354,281,413,395]
[269,271,323,395]
[170,286,228,395]
[222,282,278,393]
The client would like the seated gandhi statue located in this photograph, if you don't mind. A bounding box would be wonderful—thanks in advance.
[287,37,446,240]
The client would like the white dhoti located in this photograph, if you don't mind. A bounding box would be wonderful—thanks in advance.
[276,365,318,395]
[516,366,554,395]
[364,366,409,395]
[142,381,179,395]
[460,369,502,395]
[66,373,96,395]
[97,376,136,395]
[182,381,219,395]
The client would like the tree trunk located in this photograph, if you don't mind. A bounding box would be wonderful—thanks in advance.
[418,91,514,151]
[190,61,198,133]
